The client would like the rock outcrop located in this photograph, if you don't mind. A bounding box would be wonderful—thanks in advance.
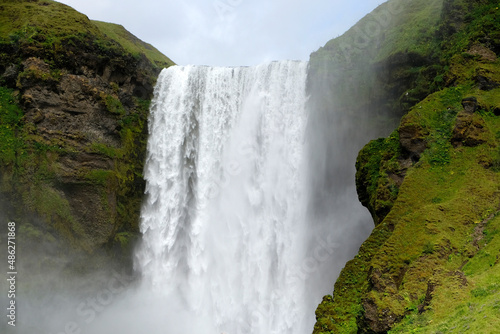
[0,0,174,267]
[451,97,489,148]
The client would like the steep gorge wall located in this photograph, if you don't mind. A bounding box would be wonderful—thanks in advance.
[305,0,445,222]
[311,0,500,332]
[0,0,174,269]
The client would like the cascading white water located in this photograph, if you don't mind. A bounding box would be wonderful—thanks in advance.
[135,60,316,334]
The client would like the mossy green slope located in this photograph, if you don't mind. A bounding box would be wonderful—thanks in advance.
[379,85,500,334]
[0,0,102,39]
[92,21,174,68]
[0,0,173,69]
[0,0,173,267]
[308,0,445,126]
[313,0,500,332]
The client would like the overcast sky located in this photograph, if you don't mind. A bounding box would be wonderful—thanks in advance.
[57,0,384,66]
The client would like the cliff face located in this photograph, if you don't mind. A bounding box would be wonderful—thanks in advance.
[0,0,174,265]
[312,0,500,333]
[305,0,446,224]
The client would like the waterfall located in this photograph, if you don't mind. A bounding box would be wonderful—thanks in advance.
[133,60,372,334]
[135,60,313,333]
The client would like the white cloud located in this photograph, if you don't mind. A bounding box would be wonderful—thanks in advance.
[56,0,383,66]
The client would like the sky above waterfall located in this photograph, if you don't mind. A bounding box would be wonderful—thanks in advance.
[57,0,383,66]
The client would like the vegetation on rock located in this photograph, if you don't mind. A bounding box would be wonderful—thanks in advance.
[312,0,500,332]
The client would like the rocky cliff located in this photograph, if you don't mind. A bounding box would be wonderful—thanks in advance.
[0,0,174,268]
[311,0,500,332]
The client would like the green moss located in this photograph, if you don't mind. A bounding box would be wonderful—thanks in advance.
[313,218,396,333]
[422,241,436,255]
[356,130,402,224]
[87,142,122,159]
[391,215,500,333]
[113,231,136,249]
[0,1,101,40]
[84,169,114,186]
[101,93,126,115]
[81,95,148,236]
[313,0,443,66]
[0,87,24,165]
[442,1,500,59]
[373,0,444,61]
[22,183,90,250]
[16,66,59,88]
[92,21,174,69]
[352,5,496,333]
[0,0,174,80]
[18,222,56,243]
[370,138,499,327]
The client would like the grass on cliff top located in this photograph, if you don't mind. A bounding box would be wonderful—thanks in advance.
[314,0,444,66]
[0,0,103,40]
[92,21,174,69]
[368,0,444,61]
[0,0,174,69]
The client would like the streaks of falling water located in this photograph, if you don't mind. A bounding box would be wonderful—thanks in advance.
[136,61,314,334]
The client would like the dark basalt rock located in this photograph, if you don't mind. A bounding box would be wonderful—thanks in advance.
[475,75,500,91]
[461,96,478,114]
[452,97,488,147]
[398,122,428,161]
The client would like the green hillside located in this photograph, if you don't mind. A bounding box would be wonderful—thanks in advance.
[308,0,446,123]
[92,21,174,68]
[0,0,173,69]
[311,0,500,332]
